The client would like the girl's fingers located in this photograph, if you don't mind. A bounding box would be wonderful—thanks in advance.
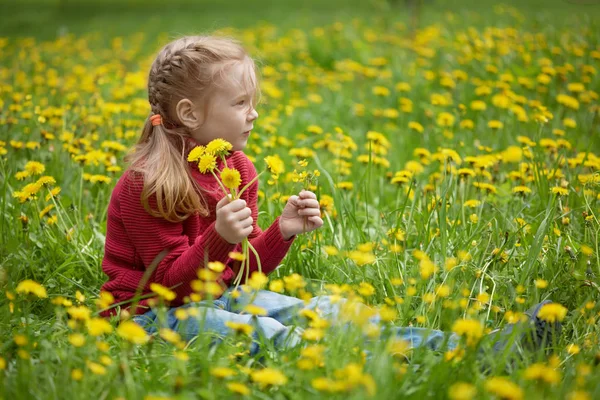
[241,217,253,228]
[307,216,324,227]
[298,199,320,209]
[298,208,321,216]
[299,190,317,200]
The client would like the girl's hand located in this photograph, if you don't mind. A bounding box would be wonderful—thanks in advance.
[215,195,253,244]
[279,190,323,240]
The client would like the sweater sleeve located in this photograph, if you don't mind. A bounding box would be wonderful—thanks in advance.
[224,157,294,282]
[118,174,236,303]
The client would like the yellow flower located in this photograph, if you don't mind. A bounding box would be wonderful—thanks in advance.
[568,391,591,400]
[226,382,250,395]
[487,120,504,129]
[67,305,91,321]
[14,334,28,346]
[537,303,568,323]
[86,361,107,375]
[211,367,237,378]
[221,167,241,190]
[198,154,217,173]
[387,339,411,358]
[485,377,523,400]
[71,369,83,381]
[408,121,424,133]
[347,250,376,266]
[264,155,285,175]
[205,139,232,156]
[513,186,532,195]
[448,382,477,400]
[243,304,267,316]
[0,356,5,370]
[452,319,484,346]
[229,251,246,261]
[247,272,268,291]
[207,261,226,273]
[269,279,284,293]
[15,279,47,298]
[534,279,548,289]
[524,362,561,384]
[225,321,254,335]
[116,321,149,345]
[95,291,114,309]
[551,186,569,196]
[187,145,205,162]
[68,333,86,347]
[24,161,45,175]
[250,368,288,387]
[566,344,580,355]
[150,283,176,301]
[437,112,455,127]
[159,328,182,345]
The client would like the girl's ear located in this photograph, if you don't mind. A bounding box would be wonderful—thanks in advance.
[176,98,204,129]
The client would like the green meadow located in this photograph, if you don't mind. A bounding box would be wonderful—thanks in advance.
[1,0,599,399]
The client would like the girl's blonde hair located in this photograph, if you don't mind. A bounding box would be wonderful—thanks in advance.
[127,36,258,222]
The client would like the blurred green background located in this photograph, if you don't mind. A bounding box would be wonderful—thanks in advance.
[3,0,600,39]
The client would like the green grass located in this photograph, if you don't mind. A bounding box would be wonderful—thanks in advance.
[1,0,600,399]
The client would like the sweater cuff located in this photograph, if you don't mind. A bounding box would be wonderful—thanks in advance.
[195,222,236,265]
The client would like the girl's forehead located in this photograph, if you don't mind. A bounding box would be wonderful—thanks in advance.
[216,61,256,96]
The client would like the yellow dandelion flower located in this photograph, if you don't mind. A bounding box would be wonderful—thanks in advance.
[15,279,47,298]
[205,139,232,156]
[551,186,569,196]
[211,367,237,379]
[247,272,268,291]
[452,318,484,346]
[86,317,113,336]
[485,377,523,400]
[86,361,107,375]
[448,382,477,400]
[198,154,217,173]
[150,283,176,301]
[68,333,86,347]
[251,368,288,387]
[187,145,205,162]
[71,369,83,381]
[538,303,568,323]
[225,321,254,336]
[264,155,285,175]
[116,320,149,345]
[24,161,45,175]
[221,168,241,190]
[229,251,245,261]
[227,382,250,395]
[207,261,226,273]
[243,304,267,316]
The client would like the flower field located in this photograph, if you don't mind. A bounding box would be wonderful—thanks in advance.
[1,1,599,399]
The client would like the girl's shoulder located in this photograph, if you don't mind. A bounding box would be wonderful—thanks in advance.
[112,169,145,199]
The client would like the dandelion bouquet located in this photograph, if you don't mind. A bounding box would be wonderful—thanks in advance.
[187,139,262,288]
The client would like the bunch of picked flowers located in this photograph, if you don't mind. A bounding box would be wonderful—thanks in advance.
[187,139,262,288]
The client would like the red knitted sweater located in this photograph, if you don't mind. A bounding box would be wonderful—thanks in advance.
[100,149,294,317]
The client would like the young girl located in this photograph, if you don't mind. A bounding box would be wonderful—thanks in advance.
[100,36,558,356]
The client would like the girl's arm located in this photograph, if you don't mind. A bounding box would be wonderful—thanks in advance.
[118,175,237,303]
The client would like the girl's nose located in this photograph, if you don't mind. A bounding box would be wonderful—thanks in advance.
[247,108,258,121]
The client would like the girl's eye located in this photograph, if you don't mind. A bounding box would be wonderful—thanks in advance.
[237,100,245,106]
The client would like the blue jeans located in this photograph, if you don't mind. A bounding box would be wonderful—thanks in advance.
[133,288,459,355]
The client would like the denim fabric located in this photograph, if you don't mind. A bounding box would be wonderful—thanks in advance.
[133,288,459,355]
